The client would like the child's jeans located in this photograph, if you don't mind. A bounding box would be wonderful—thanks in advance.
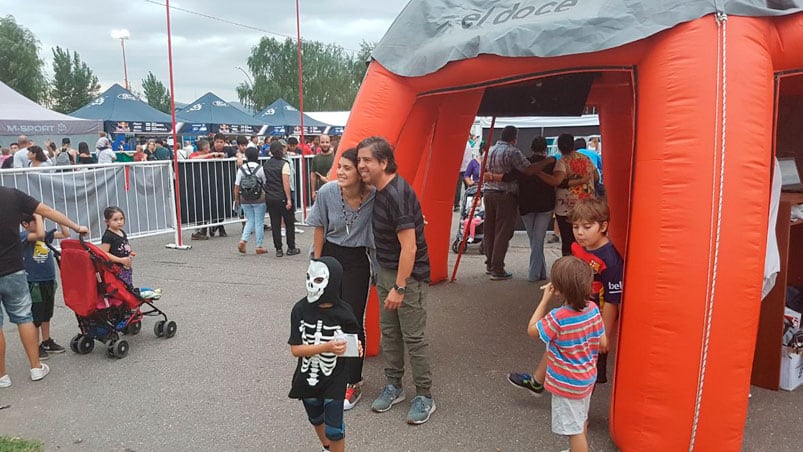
[462,216,483,241]
[302,398,345,441]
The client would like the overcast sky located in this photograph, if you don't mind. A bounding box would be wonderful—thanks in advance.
[4,0,409,104]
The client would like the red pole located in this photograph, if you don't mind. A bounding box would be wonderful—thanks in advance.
[165,0,186,248]
[450,116,496,282]
[296,0,308,222]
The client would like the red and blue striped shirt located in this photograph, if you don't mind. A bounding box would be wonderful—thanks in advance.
[536,303,605,399]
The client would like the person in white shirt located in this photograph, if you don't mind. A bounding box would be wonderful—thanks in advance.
[97,147,116,164]
[13,135,32,168]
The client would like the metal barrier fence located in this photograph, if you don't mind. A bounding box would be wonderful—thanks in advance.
[0,156,317,246]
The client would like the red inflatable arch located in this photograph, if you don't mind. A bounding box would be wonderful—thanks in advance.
[335,3,803,450]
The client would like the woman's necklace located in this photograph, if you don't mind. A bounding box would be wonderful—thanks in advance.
[340,186,366,235]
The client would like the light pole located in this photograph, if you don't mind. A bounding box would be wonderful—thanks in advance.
[235,66,253,87]
[111,29,131,90]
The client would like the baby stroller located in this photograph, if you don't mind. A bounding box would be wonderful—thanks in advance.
[54,237,176,359]
[452,185,485,254]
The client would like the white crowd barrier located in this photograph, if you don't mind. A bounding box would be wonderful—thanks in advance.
[0,155,317,246]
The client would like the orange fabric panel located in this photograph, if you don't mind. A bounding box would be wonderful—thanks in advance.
[689,16,773,450]
[613,17,773,451]
[336,62,417,162]
[770,14,803,71]
[394,97,441,182]
[417,91,484,282]
[586,72,635,253]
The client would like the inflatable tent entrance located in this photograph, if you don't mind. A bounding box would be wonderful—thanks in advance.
[336,2,803,451]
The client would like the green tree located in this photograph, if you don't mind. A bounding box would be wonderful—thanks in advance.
[50,46,100,113]
[236,37,375,112]
[0,15,47,103]
[141,72,171,113]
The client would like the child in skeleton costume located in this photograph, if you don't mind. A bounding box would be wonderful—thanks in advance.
[289,257,361,452]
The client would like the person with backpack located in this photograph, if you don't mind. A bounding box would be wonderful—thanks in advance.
[234,147,267,255]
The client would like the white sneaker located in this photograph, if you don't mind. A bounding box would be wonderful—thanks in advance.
[30,363,49,381]
[0,374,10,388]
[280,228,286,237]
[294,228,304,234]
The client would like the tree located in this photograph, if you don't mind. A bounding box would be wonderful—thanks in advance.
[141,72,171,113]
[50,46,100,113]
[0,15,47,103]
[236,37,375,112]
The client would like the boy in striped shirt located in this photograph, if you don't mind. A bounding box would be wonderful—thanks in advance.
[527,256,606,452]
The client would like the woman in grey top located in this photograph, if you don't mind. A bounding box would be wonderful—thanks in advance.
[306,148,375,411]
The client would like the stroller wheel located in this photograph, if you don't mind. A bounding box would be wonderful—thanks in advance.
[126,321,142,336]
[112,340,129,359]
[451,238,460,254]
[164,321,177,339]
[154,320,166,337]
[78,336,94,354]
[70,334,82,354]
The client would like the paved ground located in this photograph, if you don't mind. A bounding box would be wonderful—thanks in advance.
[0,215,801,451]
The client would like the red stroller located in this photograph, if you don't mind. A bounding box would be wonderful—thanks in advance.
[55,238,176,359]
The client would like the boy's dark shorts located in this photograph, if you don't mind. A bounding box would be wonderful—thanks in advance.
[29,281,56,327]
[302,398,345,441]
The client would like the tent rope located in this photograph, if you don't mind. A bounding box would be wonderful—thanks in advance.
[689,11,728,452]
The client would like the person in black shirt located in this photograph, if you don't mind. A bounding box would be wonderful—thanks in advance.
[0,187,88,387]
[356,136,436,425]
[289,257,360,452]
[518,136,556,282]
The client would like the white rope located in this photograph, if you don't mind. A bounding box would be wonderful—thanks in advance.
[689,12,728,451]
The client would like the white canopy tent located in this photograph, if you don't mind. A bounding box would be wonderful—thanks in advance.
[0,81,100,145]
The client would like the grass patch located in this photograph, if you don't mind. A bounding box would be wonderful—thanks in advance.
[0,436,44,452]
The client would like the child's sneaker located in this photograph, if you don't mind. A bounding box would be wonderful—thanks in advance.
[344,384,362,411]
[41,338,65,354]
[30,363,49,381]
[0,374,10,388]
[507,372,544,396]
[406,395,436,425]
[371,384,405,413]
[38,344,49,360]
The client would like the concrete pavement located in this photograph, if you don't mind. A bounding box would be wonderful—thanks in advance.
[0,218,801,451]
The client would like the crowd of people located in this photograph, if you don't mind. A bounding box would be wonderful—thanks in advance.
[1,127,618,451]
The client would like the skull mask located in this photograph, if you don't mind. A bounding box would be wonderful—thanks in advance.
[306,260,330,303]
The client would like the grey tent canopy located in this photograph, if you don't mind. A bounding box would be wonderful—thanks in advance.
[178,92,263,135]
[373,0,803,78]
[70,84,175,134]
[0,81,100,136]
[255,98,333,136]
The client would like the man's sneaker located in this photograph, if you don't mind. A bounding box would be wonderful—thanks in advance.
[41,338,65,354]
[30,363,50,381]
[507,372,544,396]
[0,374,10,388]
[490,271,513,280]
[191,233,208,240]
[286,248,301,256]
[406,395,436,425]
[371,384,405,413]
[38,345,49,360]
[344,384,362,411]
[295,228,304,234]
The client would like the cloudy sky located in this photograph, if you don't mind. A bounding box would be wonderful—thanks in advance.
[4,0,409,104]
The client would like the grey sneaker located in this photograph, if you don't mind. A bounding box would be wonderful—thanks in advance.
[30,363,50,381]
[0,374,10,388]
[371,384,405,413]
[407,395,436,425]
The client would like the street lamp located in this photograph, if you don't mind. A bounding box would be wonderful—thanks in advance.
[110,29,131,90]
[235,66,253,87]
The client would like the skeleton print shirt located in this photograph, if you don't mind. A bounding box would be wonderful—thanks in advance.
[288,299,359,399]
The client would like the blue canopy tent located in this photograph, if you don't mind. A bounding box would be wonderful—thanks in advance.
[254,98,334,136]
[70,84,176,135]
[178,93,263,135]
